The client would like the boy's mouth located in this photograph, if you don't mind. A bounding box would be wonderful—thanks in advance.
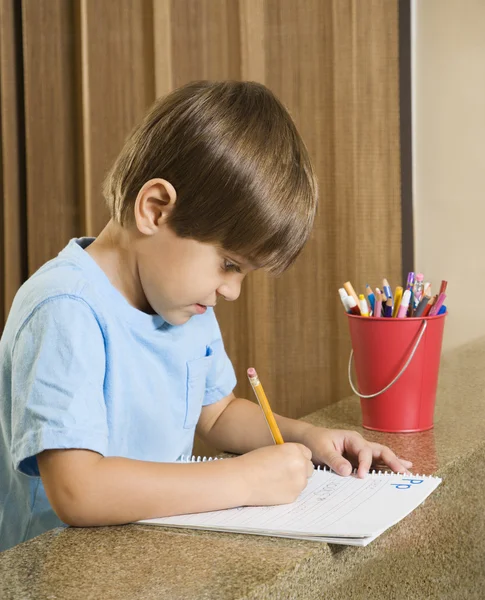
[194,304,208,314]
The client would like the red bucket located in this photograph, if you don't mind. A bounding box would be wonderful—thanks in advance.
[347,313,446,432]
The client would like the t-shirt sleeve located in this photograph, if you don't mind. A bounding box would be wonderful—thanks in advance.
[203,309,237,406]
[10,296,108,477]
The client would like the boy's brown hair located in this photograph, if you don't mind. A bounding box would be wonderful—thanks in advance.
[103,80,318,275]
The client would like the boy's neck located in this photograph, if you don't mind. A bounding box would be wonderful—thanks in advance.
[84,220,154,314]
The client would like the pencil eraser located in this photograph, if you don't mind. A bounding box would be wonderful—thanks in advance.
[247,368,256,377]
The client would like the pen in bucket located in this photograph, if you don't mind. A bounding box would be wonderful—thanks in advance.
[397,289,411,318]
[345,295,361,315]
[359,295,369,317]
[343,281,360,307]
[414,274,424,304]
[384,296,393,318]
[414,293,431,317]
[374,288,382,318]
[382,278,392,302]
[423,295,437,316]
[429,293,447,316]
[406,272,415,290]
[365,285,375,314]
[338,288,349,312]
[392,286,404,318]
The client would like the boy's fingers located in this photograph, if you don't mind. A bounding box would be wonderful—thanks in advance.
[375,446,412,474]
[323,450,353,477]
[295,444,312,461]
[356,447,373,478]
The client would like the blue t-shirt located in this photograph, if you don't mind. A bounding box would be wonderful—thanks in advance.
[0,237,236,551]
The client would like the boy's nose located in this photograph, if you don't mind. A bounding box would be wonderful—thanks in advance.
[217,280,242,302]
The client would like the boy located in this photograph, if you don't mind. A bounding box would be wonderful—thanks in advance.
[0,81,411,551]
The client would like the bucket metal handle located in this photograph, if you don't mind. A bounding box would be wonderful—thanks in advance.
[348,319,428,399]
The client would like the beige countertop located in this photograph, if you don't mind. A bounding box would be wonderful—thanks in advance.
[1,337,485,599]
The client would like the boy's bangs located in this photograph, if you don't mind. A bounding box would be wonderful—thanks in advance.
[218,191,315,276]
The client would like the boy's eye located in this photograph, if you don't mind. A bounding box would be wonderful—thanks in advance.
[223,260,242,274]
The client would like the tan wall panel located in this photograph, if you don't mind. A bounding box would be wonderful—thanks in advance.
[22,0,80,273]
[170,0,241,87]
[80,0,156,235]
[2,1,403,457]
[0,0,25,323]
[244,0,402,419]
[153,0,403,444]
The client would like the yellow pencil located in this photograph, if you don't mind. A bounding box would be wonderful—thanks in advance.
[247,368,284,445]
[392,286,404,318]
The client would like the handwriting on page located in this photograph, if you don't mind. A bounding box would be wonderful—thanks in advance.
[391,478,424,490]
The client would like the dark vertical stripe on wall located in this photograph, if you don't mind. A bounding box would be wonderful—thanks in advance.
[399,0,414,280]
[13,0,28,283]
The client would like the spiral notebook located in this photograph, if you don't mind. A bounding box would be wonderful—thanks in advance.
[136,456,441,546]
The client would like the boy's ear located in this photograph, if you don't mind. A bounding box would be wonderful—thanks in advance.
[134,178,177,235]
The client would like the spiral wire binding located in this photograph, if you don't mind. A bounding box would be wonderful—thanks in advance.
[180,456,436,479]
[179,455,220,462]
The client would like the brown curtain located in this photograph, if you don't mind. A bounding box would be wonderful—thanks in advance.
[0,0,402,454]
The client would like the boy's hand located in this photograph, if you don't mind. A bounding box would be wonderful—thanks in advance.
[299,426,413,478]
[236,443,314,506]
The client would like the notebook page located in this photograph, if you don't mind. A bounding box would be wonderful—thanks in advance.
[138,469,441,538]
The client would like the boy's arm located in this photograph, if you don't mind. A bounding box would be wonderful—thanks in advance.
[196,393,313,453]
[37,448,249,526]
[198,394,413,477]
[37,409,314,527]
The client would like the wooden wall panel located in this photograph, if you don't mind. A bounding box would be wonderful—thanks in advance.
[0,0,26,325]
[80,0,156,236]
[151,0,402,455]
[21,0,80,274]
[1,1,403,444]
[255,0,402,418]
[170,0,241,87]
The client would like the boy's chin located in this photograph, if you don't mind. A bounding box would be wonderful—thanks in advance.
[162,309,194,327]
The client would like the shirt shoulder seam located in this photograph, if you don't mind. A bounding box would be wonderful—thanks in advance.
[12,294,104,353]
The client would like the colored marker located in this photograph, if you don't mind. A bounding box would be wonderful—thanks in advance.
[437,305,447,315]
[429,293,446,316]
[339,288,350,312]
[422,295,437,317]
[408,290,414,316]
[392,286,404,318]
[343,281,360,307]
[406,272,415,290]
[397,289,411,318]
[359,294,369,317]
[414,294,430,317]
[414,273,424,303]
[345,296,361,316]
[374,291,382,318]
[384,297,393,317]
[439,280,448,295]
